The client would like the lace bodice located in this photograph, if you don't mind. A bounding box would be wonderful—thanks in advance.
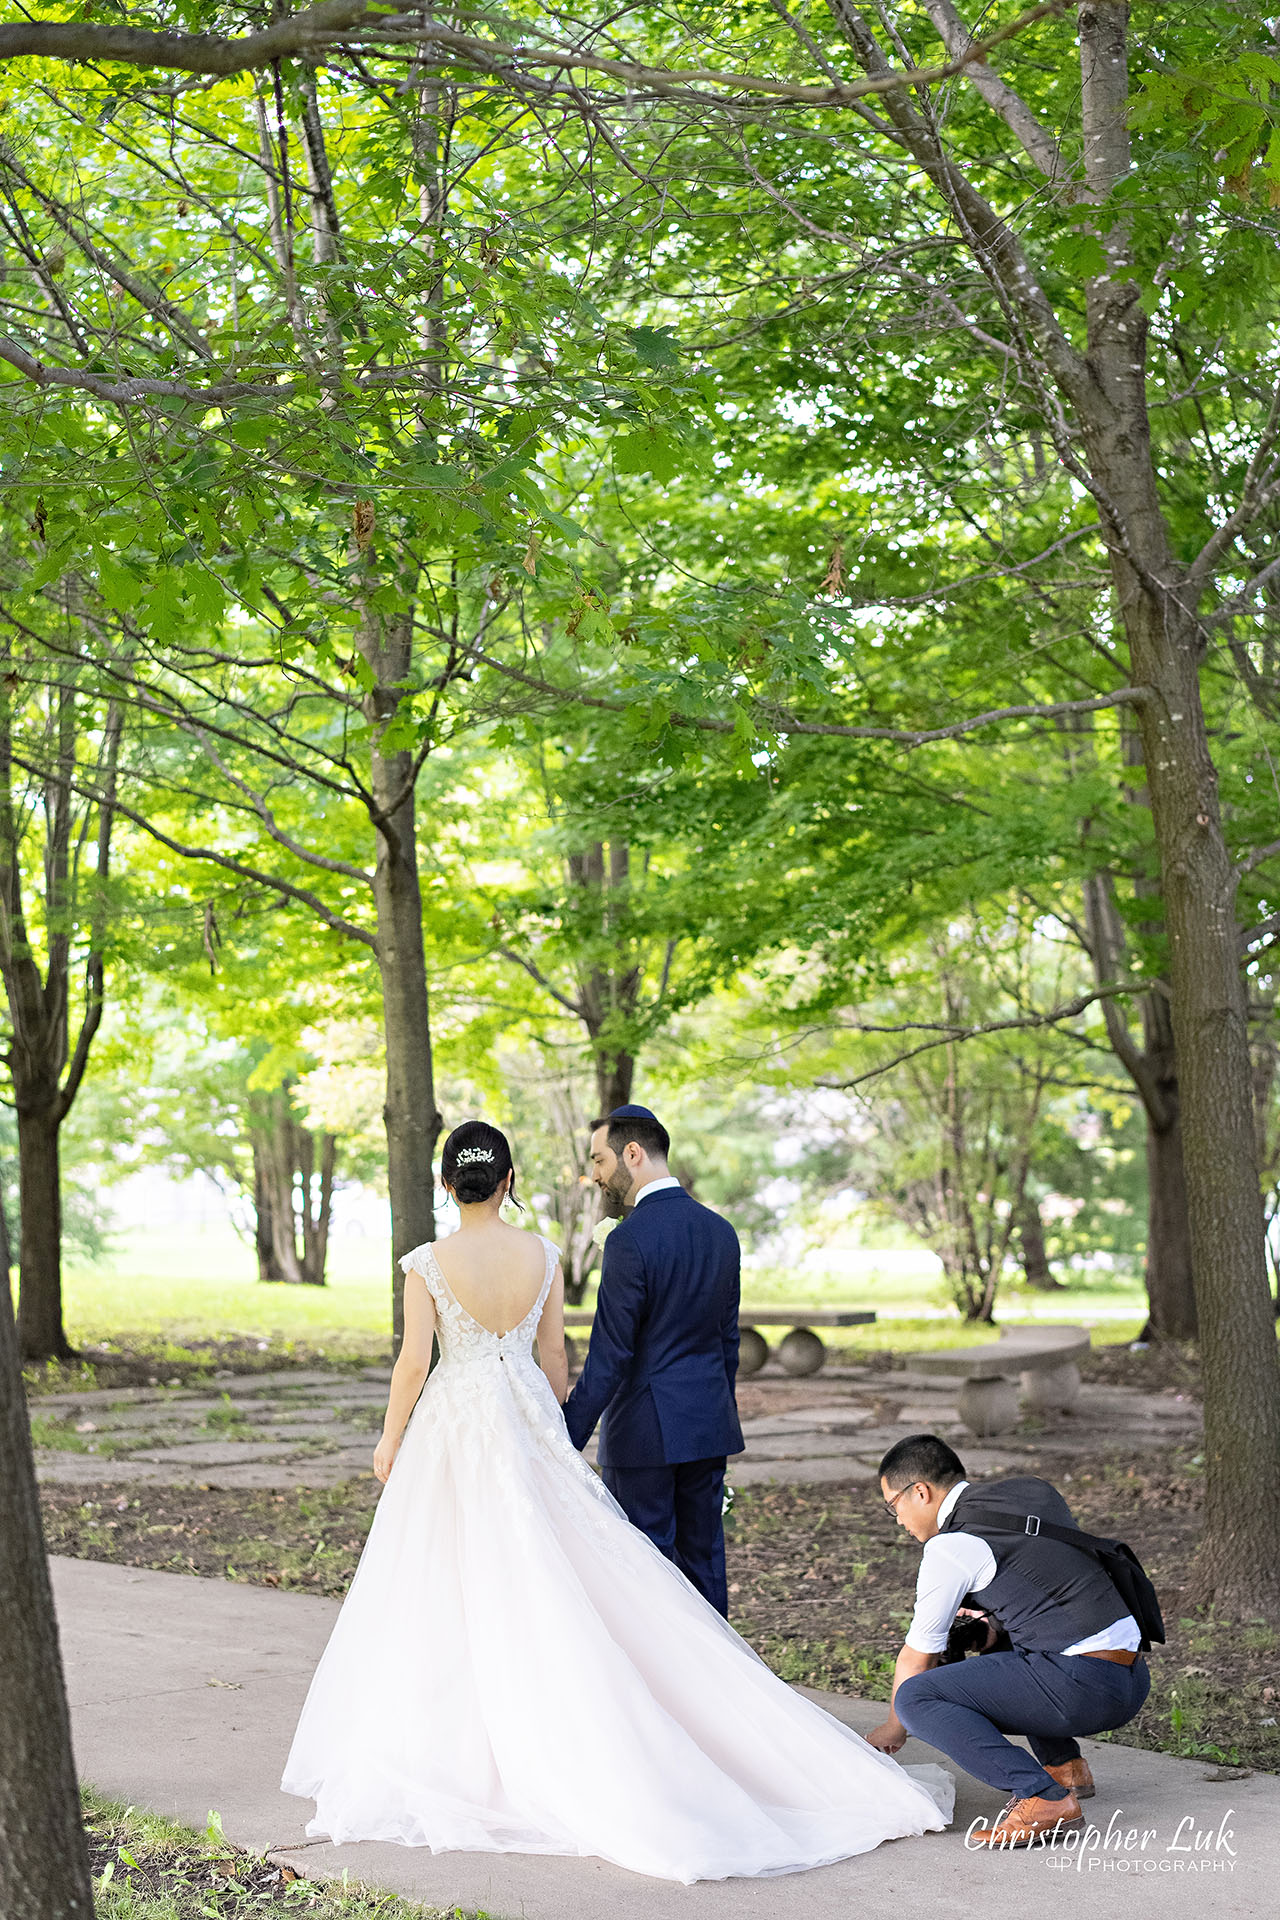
[401,1235,557,1369]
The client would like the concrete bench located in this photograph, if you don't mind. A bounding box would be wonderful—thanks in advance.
[563,1307,875,1377]
[914,1324,1090,1436]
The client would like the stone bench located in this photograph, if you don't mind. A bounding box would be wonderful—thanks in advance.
[563,1307,875,1377]
[914,1325,1090,1436]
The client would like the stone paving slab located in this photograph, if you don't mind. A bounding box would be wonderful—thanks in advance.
[37,1457,183,1486]
[30,1360,1204,1496]
[127,1441,317,1467]
[732,1457,880,1487]
[65,1404,223,1430]
[737,1432,888,1462]
[53,1558,1272,1920]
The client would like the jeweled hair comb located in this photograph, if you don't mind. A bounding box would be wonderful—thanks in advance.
[455,1146,496,1167]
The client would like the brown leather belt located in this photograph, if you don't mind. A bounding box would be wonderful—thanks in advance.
[1078,1648,1139,1665]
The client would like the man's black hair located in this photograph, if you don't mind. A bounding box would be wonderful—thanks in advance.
[878,1433,967,1492]
[593,1112,671,1162]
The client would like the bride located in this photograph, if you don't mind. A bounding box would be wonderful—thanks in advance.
[282,1121,952,1883]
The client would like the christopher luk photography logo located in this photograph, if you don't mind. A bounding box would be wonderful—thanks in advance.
[964,1806,1239,1872]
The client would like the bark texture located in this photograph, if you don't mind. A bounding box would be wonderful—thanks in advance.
[0,1267,95,1916]
[1083,874,1196,1339]
[359,610,443,1348]
[250,1089,336,1285]
[1016,1194,1060,1290]
[0,677,119,1362]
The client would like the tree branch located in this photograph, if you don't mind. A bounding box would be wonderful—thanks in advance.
[920,0,1066,180]
[4,749,378,952]
[1242,912,1280,954]
[469,643,1147,743]
[818,985,1134,1088]
[495,944,584,1019]
[1240,838,1280,880]
[0,3,1071,102]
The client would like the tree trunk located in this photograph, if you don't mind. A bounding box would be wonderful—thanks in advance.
[252,1138,284,1283]
[1068,2,1280,1607]
[1130,617,1280,1605]
[301,1132,336,1285]
[1016,1194,1060,1290]
[15,1105,73,1364]
[359,612,443,1350]
[594,1053,635,1117]
[251,1097,336,1285]
[1141,1109,1196,1341]
[0,1244,96,1917]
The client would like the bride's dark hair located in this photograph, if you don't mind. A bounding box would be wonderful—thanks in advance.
[440,1120,522,1209]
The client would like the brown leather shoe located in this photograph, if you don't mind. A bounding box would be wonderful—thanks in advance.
[1046,1757,1095,1799]
[969,1791,1083,1848]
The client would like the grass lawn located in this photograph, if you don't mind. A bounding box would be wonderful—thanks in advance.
[51,1226,1147,1379]
[55,1227,396,1370]
[83,1789,466,1917]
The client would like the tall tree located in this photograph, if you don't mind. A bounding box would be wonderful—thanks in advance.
[0,1263,95,1916]
[0,607,120,1359]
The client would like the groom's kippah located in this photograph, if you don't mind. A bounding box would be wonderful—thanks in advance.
[608,1103,660,1122]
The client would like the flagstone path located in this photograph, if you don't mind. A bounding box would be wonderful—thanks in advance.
[32,1358,1202,1494]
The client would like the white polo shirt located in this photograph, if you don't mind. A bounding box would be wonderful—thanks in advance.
[904,1481,1141,1656]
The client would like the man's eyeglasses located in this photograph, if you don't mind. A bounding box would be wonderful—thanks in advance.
[883,1485,912,1521]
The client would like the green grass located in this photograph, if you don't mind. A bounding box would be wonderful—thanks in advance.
[28,1413,134,1457]
[39,1225,1145,1385]
[83,1788,475,1917]
[62,1226,395,1357]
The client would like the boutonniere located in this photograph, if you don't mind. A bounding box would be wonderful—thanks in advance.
[591,1217,616,1251]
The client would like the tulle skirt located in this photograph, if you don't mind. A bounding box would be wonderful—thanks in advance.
[282,1352,952,1882]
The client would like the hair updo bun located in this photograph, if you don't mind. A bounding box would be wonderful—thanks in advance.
[440,1120,521,1209]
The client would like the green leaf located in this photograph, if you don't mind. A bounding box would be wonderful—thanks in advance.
[230,417,276,449]
[613,429,681,483]
[96,554,141,611]
[626,325,681,369]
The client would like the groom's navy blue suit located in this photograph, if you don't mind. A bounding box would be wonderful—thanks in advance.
[564,1184,743,1615]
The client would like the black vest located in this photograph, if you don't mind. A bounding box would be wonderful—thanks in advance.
[941,1477,1132,1653]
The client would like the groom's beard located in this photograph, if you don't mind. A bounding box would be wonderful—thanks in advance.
[598,1170,634,1219]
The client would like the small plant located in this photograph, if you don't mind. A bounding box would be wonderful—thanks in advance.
[204,1394,250,1432]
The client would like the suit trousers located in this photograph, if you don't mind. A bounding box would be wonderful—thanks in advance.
[603,1457,729,1617]
[895,1649,1150,1799]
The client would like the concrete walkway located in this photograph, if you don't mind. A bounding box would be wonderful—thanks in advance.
[55,1558,1270,1919]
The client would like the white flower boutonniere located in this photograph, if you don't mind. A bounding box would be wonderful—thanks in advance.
[591,1217,616,1251]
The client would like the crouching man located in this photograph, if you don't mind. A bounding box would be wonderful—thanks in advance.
[866,1434,1151,1848]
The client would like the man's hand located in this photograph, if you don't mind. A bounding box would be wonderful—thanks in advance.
[866,1717,907,1754]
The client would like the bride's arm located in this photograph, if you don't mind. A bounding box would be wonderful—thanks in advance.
[374,1268,437,1483]
[536,1263,569,1404]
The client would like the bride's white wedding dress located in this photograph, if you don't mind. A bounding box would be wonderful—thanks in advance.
[282,1234,953,1883]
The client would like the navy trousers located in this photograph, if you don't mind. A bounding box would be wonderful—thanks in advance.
[603,1457,728,1617]
[895,1651,1150,1799]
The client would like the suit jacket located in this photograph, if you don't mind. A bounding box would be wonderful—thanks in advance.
[563,1186,744,1470]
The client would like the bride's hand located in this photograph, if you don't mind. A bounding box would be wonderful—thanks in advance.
[373,1433,399,1483]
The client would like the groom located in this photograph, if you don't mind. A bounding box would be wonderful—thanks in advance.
[563,1105,744,1616]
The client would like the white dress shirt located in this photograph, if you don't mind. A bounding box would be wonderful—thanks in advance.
[631,1175,682,1205]
[904,1481,1141,1656]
